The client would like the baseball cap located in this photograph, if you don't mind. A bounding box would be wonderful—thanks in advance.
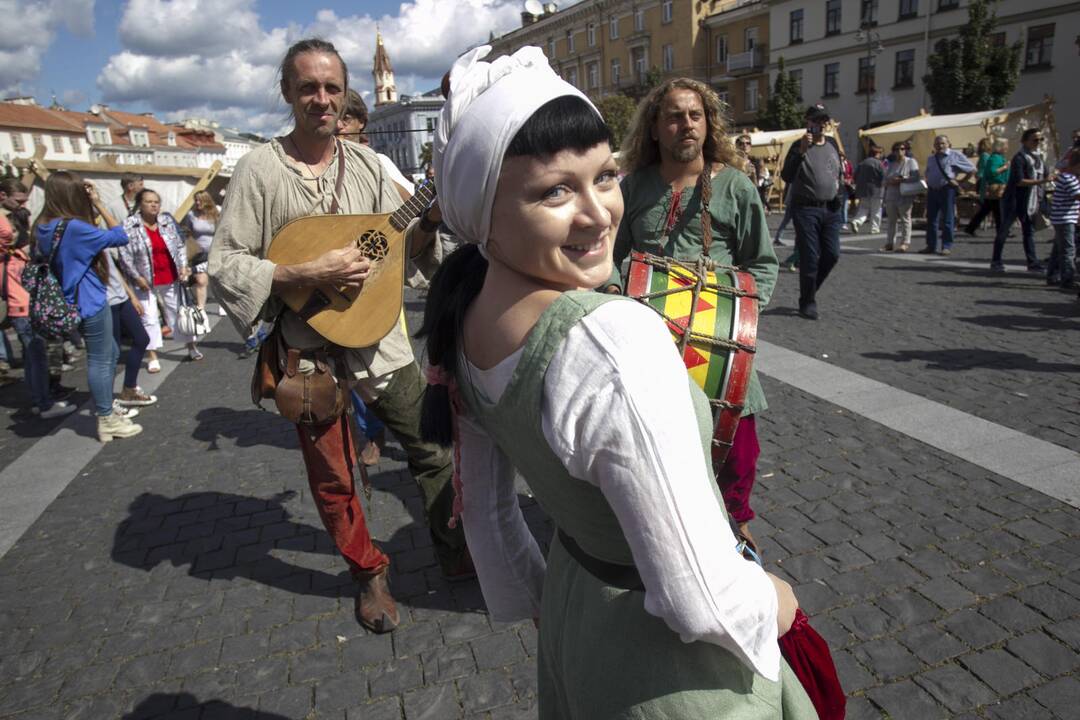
[805,103,830,121]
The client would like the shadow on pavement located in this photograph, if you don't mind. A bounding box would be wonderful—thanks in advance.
[955,313,1080,334]
[121,693,293,719]
[192,407,299,450]
[862,347,1080,373]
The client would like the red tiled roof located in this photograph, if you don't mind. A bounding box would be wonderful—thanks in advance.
[0,103,83,133]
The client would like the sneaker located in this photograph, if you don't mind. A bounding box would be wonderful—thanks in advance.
[217,306,227,316]
[989,262,1006,273]
[797,303,819,320]
[51,384,76,401]
[112,401,139,420]
[60,362,74,372]
[118,386,158,407]
[97,412,143,442]
[188,347,204,361]
[1028,263,1046,273]
[37,401,77,420]
[937,248,952,256]
[917,247,936,255]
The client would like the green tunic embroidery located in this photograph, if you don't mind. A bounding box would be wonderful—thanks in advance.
[611,165,778,417]
[459,291,816,720]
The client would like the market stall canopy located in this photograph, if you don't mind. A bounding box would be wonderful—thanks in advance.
[732,126,846,163]
[859,99,1059,168]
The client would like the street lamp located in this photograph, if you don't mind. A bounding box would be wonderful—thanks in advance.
[855,21,884,138]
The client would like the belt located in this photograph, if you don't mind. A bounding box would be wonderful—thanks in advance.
[557,529,644,591]
[792,198,831,208]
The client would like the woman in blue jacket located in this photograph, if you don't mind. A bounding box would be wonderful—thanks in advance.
[34,172,143,442]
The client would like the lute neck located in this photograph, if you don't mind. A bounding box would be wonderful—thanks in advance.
[388,183,436,231]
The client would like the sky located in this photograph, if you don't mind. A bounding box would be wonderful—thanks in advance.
[3,0,525,137]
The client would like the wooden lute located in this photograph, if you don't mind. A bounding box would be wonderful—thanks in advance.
[266,182,435,348]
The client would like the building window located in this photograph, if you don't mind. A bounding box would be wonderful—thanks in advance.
[51,136,64,153]
[989,31,1007,47]
[824,62,839,96]
[663,44,674,71]
[634,8,645,32]
[826,0,842,35]
[938,0,958,10]
[11,133,24,152]
[588,23,596,46]
[894,49,915,87]
[1025,24,1054,68]
[899,0,918,20]
[860,0,879,26]
[633,47,647,79]
[790,9,804,44]
[611,58,622,86]
[34,134,46,149]
[70,136,82,153]
[566,66,578,87]
[745,26,758,52]
[426,117,435,131]
[131,130,149,147]
[567,30,575,53]
[790,68,804,101]
[717,89,730,108]
[610,15,619,39]
[716,34,728,64]
[662,0,673,24]
[858,56,876,93]
[745,79,759,112]
[548,36,555,57]
[588,62,600,88]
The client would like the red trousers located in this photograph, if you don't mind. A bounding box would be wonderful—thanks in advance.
[296,414,388,575]
[714,414,759,525]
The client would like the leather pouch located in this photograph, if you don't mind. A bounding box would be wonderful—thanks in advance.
[250,326,282,405]
[273,348,349,426]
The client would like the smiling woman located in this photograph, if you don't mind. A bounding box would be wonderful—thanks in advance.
[416,46,816,720]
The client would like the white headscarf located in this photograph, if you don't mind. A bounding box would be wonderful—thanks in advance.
[433,45,599,250]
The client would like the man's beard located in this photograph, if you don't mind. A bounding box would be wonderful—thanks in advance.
[672,142,702,163]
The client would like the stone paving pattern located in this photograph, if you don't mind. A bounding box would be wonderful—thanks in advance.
[1,219,1078,718]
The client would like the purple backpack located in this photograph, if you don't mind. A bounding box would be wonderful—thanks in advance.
[21,220,81,340]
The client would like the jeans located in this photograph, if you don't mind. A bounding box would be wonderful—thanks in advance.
[774,203,794,244]
[792,204,843,310]
[112,300,150,389]
[82,304,119,416]
[1048,223,1077,283]
[925,185,958,251]
[11,317,50,410]
[992,193,1038,266]
[351,391,385,441]
[966,198,1002,233]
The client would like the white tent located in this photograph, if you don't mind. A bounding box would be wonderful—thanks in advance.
[859,99,1060,168]
[732,125,846,207]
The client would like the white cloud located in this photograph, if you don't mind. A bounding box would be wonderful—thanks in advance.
[0,0,96,95]
[95,0,522,136]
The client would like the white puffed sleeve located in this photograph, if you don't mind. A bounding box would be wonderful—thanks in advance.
[458,412,546,622]
[541,300,781,681]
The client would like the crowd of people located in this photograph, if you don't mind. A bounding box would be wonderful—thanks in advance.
[2,32,1077,720]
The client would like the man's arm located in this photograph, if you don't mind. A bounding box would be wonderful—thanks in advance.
[731,178,778,306]
[780,145,803,184]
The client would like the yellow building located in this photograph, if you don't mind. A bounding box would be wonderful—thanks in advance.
[702,1,771,130]
[488,0,714,99]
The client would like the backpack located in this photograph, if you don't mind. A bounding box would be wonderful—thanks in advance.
[21,220,81,340]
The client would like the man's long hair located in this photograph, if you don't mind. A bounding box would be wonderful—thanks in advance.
[620,78,741,175]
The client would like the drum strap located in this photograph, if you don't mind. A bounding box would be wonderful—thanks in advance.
[699,163,713,260]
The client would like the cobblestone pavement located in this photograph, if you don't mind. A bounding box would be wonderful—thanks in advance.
[0,215,1078,718]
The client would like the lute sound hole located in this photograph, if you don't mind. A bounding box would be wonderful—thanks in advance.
[358,230,389,262]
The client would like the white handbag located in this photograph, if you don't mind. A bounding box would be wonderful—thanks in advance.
[900,178,927,197]
[175,282,211,337]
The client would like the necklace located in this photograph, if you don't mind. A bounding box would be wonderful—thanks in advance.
[288,134,334,179]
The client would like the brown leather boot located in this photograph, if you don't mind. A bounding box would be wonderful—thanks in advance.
[354,566,399,633]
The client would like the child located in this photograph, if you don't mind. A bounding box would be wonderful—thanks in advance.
[1048,150,1080,288]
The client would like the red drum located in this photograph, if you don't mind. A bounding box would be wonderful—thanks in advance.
[625,251,759,464]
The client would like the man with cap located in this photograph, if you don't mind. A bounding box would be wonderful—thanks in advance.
[780,103,844,320]
[209,38,468,635]
[605,77,777,549]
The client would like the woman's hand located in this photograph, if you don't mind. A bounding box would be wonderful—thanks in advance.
[136,277,150,291]
[767,572,799,637]
[131,297,145,315]
[83,181,100,204]
[180,267,191,282]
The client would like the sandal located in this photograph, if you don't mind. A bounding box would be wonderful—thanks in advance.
[188,348,204,362]
[147,359,161,373]
[896,244,910,252]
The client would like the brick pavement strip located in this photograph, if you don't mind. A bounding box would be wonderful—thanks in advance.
[0,280,1078,718]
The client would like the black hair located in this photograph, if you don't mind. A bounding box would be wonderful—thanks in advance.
[130,188,159,217]
[416,95,612,445]
[279,38,349,99]
[0,178,28,196]
[1021,127,1042,142]
[119,172,143,191]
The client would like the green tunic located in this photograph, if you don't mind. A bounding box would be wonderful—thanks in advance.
[459,291,816,720]
[610,165,778,416]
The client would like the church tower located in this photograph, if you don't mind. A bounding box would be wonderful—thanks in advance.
[373,30,397,107]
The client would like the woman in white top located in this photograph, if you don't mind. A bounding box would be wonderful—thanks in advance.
[182,190,218,313]
[882,141,920,252]
[415,46,813,719]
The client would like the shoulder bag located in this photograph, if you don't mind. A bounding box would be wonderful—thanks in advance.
[175,281,211,337]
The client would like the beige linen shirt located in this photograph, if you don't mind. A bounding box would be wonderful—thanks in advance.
[208,138,440,380]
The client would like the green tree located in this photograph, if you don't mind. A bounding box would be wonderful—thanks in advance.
[923,0,1021,114]
[418,142,432,169]
[593,94,639,150]
[759,57,803,131]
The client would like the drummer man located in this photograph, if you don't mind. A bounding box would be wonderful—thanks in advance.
[605,78,778,545]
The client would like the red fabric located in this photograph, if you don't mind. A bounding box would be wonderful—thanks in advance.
[296,414,389,575]
[147,225,178,286]
[714,414,759,524]
[780,609,847,720]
